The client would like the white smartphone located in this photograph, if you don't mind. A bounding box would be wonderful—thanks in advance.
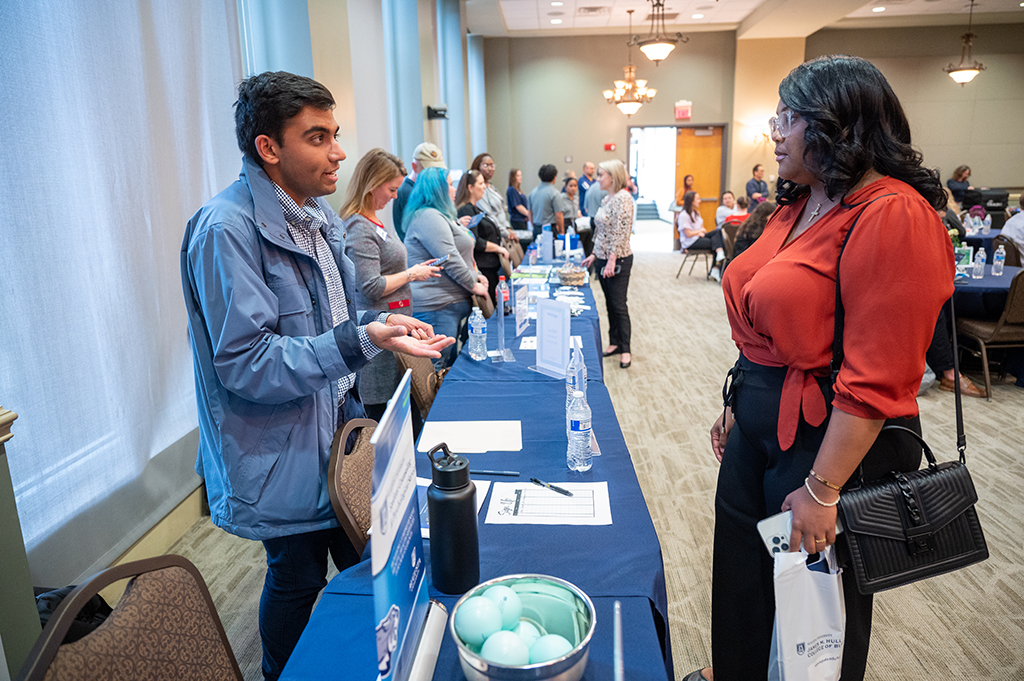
[757,511,794,556]
[756,511,843,556]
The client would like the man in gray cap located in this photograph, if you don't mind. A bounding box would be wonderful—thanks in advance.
[393,142,445,240]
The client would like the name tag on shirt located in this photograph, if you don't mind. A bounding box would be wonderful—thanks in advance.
[376,225,389,241]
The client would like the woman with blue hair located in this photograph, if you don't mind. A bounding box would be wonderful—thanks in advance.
[404,167,488,369]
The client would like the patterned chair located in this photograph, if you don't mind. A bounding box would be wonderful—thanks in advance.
[395,353,447,419]
[16,554,242,681]
[328,418,379,555]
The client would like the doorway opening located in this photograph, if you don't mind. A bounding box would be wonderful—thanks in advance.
[628,124,728,250]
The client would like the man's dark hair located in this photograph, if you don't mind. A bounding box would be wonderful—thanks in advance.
[752,164,763,175]
[538,164,558,183]
[234,71,335,166]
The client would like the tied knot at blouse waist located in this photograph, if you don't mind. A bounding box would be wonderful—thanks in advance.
[728,347,830,452]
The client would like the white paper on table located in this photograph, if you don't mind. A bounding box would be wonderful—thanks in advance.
[485,481,612,525]
[414,477,491,538]
[519,335,582,351]
[416,420,523,453]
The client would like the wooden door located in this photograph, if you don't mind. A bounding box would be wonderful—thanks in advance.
[675,126,724,232]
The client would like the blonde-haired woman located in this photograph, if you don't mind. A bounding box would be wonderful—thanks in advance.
[340,148,442,425]
[582,159,635,369]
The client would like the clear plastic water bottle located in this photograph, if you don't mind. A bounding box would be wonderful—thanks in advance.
[982,214,992,235]
[972,247,986,279]
[992,244,1005,276]
[497,275,511,316]
[468,307,487,361]
[566,391,592,472]
[540,225,554,263]
[564,341,586,408]
[564,344,581,435]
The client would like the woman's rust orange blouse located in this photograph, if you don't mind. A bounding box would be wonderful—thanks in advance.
[722,176,954,451]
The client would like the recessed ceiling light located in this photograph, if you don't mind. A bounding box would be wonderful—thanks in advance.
[872,6,886,12]
[692,13,704,19]
[551,1,563,5]
[550,18,562,24]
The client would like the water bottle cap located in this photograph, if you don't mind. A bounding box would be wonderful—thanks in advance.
[472,306,480,312]
[573,390,584,398]
[427,442,471,489]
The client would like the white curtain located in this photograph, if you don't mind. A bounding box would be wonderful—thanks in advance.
[0,0,242,584]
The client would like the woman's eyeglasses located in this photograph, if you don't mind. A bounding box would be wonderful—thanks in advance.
[768,110,795,138]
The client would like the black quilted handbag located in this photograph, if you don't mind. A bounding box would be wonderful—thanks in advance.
[830,200,988,595]
[836,426,988,594]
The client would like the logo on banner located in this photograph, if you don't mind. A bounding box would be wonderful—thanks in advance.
[375,604,401,675]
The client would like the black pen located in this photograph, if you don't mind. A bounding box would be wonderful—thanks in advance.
[530,477,573,497]
[470,469,520,477]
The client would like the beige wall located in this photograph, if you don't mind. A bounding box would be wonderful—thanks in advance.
[806,24,1024,190]
[484,22,1023,200]
[484,31,736,194]
[307,0,364,213]
[729,37,805,199]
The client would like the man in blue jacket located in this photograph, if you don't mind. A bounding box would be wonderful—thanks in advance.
[181,72,452,680]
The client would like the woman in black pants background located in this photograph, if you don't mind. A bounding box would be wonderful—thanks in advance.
[582,159,634,369]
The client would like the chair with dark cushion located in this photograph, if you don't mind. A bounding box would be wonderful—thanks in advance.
[328,417,379,555]
[956,271,1024,400]
[993,234,1021,267]
[16,555,242,681]
[721,221,741,261]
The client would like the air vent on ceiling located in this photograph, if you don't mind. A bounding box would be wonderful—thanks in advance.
[577,6,611,16]
[645,12,679,21]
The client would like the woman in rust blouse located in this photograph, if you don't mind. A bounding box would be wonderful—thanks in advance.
[693,56,954,681]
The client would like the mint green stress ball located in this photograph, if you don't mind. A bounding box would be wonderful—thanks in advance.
[529,633,574,664]
[454,596,502,647]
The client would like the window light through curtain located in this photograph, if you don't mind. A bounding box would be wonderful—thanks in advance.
[0,0,243,585]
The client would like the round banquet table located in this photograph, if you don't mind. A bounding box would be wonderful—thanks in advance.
[953,264,1020,319]
[962,228,1002,256]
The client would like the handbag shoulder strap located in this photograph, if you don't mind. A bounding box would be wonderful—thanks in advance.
[830,193,968,463]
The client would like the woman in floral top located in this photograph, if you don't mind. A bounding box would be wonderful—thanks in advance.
[583,159,635,368]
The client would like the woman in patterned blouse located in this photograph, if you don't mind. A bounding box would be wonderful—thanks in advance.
[582,159,635,369]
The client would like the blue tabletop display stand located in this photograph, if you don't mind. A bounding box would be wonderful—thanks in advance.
[370,372,429,680]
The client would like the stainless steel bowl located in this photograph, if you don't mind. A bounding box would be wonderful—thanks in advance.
[449,574,596,681]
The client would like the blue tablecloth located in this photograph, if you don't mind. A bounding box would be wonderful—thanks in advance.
[962,228,1002,255]
[279,280,674,680]
[281,594,669,681]
[953,265,1020,319]
[330,382,670,655]
[444,280,604,384]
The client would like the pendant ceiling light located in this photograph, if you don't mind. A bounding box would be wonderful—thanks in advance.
[603,10,656,117]
[635,0,688,65]
[943,0,985,85]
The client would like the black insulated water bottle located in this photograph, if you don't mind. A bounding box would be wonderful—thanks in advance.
[426,442,480,594]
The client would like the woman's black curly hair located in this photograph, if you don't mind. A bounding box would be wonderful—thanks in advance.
[774,55,945,210]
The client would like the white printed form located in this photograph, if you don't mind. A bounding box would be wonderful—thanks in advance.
[485,482,611,526]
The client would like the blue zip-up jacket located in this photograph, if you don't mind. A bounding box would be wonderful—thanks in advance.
[181,157,376,540]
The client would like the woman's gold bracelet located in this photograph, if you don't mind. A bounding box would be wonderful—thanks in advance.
[805,477,840,507]
[809,469,842,492]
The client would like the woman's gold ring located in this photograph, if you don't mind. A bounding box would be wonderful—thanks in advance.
[815,539,826,544]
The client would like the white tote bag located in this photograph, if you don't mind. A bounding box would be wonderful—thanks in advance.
[768,546,845,681]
